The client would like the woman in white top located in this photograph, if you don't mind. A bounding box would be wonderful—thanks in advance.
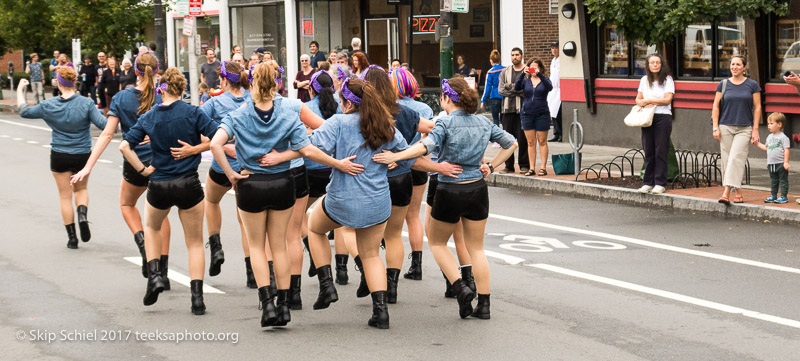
[635,54,675,194]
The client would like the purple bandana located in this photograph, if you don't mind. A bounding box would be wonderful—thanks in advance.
[56,72,75,87]
[360,64,386,80]
[155,82,168,95]
[134,56,160,77]
[335,66,348,81]
[441,79,460,103]
[248,64,256,83]
[340,77,361,105]
[310,70,333,94]
[219,61,242,83]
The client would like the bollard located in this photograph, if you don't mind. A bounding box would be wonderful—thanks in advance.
[568,109,584,175]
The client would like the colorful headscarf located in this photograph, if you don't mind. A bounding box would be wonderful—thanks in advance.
[219,61,242,83]
[134,56,160,77]
[390,68,418,99]
[56,72,75,87]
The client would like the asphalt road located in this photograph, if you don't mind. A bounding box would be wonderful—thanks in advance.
[1,113,798,361]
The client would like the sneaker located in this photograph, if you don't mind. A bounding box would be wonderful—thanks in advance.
[775,196,789,204]
[651,185,666,194]
[764,195,776,203]
[637,185,653,193]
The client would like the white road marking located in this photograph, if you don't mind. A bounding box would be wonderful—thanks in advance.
[0,119,52,132]
[489,213,800,275]
[12,137,22,141]
[0,134,8,138]
[42,144,51,148]
[123,257,225,294]
[401,231,526,265]
[97,159,112,164]
[26,140,38,144]
[531,263,800,329]
[111,139,121,143]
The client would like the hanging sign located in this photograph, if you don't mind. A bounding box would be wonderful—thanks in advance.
[189,0,202,16]
[451,0,469,13]
[183,16,194,36]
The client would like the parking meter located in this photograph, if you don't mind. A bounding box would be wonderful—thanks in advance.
[8,61,14,90]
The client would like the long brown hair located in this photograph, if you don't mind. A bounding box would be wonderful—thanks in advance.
[135,53,158,114]
[352,52,370,73]
[342,78,395,150]
[526,58,547,77]
[362,67,400,116]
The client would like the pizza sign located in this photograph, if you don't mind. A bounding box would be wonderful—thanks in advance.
[302,19,314,37]
[411,15,440,34]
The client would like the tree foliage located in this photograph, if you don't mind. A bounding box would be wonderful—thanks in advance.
[0,0,70,54]
[584,0,791,45]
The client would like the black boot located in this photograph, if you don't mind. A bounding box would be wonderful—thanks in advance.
[471,294,490,319]
[461,265,476,294]
[258,286,278,327]
[207,234,225,277]
[367,291,390,329]
[303,236,317,277]
[288,275,302,310]
[268,261,277,294]
[313,265,339,310]
[134,231,147,278]
[354,256,370,298]
[76,205,90,242]
[335,254,349,285]
[386,268,400,304]
[143,259,165,306]
[244,257,257,289]
[403,251,422,280]
[274,289,291,326]
[443,272,455,298]
[452,279,475,319]
[65,224,78,249]
[190,280,206,315]
[160,255,171,291]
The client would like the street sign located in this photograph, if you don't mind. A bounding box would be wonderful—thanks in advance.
[441,0,450,11]
[189,0,201,16]
[71,39,81,71]
[176,0,189,16]
[451,0,469,13]
[183,16,194,37]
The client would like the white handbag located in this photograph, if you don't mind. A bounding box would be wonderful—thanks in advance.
[624,79,656,127]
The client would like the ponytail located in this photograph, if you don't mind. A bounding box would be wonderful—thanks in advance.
[313,72,337,119]
[136,53,159,114]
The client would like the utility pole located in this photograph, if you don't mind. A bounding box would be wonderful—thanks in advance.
[153,0,166,70]
[439,0,453,81]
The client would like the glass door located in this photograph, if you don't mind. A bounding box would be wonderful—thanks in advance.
[364,18,399,69]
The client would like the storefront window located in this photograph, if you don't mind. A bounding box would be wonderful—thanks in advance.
[680,22,712,78]
[775,6,800,78]
[717,15,747,77]
[174,16,220,75]
[231,4,286,65]
[633,41,657,76]
[298,2,332,57]
[600,25,628,75]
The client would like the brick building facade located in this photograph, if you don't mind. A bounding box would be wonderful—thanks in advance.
[522,0,559,70]
[0,50,24,74]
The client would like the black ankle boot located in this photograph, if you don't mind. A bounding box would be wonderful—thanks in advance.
[354,256,370,298]
[288,275,302,310]
[143,259,165,306]
[76,205,90,242]
[244,257,257,289]
[190,280,206,315]
[386,268,400,304]
[303,236,317,277]
[452,279,475,319]
[65,224,78,249]
[367,291,390,329]
[461,265,476,294]
[443,272,455,298]
[313,265,339,310]
[274,289,291,326]
[134,231,147,278]
[471,294,490,319]
[207,234,225,276]
[160,255,171,291]
[258,286,278,327]
[335,254,349,285]
[403,251,422,280]
[268,261,277,294]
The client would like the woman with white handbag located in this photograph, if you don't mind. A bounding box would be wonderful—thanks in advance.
[635,54,675,194]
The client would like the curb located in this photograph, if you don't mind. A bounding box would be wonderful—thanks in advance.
[0,103,18,112]
[487,173,800,225]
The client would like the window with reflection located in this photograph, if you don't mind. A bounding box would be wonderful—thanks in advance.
[680,22,712,78]
[633,41,658,76]
[717,15,747,77]
[600,25,628,75]
[775,6,800,78]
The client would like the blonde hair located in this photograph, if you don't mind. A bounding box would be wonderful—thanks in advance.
[160,68,187,98]
[767,112,786,128]
[251,62,279,103]
[135,53,159,114]
[56,67,77,89]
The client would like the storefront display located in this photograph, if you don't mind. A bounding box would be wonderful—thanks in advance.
[775,7,800,79]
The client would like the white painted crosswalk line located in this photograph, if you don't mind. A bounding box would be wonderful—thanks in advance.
[123,257,225,294]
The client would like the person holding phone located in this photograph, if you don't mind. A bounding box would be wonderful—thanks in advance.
[785,71,800,95]
[515,58,553,177]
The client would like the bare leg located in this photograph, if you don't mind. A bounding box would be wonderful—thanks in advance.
[204,174,230,236]
[51,172,75,225]
[177,202,206,280]
[119,179,147,233]
[524,129,538,173]
[306,197,340,268]
[237,210,249,257]
[342,227,358,258]
[333,228,347,254]
[287,196,309,275]
[537,130,549,173]
[355,223,389,292]
[143,203,170,262]
[266,208,294,289]
[406,184,426,252]
[239,209,270,287]
[453,220,471,265]
[72,173,89,208]
[426,218,460,283]
[384,205,409,269]
[461,218,490,294]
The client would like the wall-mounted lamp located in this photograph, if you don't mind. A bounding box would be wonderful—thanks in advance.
[561,3,576,19]
[563,41,577,57]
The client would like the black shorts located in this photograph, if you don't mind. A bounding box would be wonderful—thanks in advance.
[321,196,344,226]
[50,151,90,174]
[236,171,295,213]
[147,172,205,210]
[307,169,331,198]
[122,160,151,187]
[426,174,439,207]
[430,179,489,224]
[411,169,428,186]
[388,172,413,207]
[291,166,310,199]
[208,168,232,188]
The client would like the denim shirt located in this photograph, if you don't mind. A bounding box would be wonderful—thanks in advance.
[515,73,553,117]
[275,95,307,170]
[123,101,218,181]
[310,113,408,228]
[108,87,162,161]
[200,91,251,173]
[421,110,516,183]
[387,105,420,178]
[19,94,107,154]
[219,97,311,175]
[303,96,340,171]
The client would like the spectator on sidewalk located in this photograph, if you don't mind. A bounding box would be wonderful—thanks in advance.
[78,57,97,104]
[99,57,121,114]
[757,112,791,204]
[294,54,316,102]
[547,41,563,142]
[636,54,675,195]
[784,71,800,94]
[516,58,553,177]
[712,55,761,205]
[350,37,370,64]
[481,50,504,127]
[454,55,469,76]
[497,47,530,174]
[120,58,136,90]
[49,50,60,97]
[96,52,108,109]
[25,53,45,104]
[200,49,220,91]
[309,41,326,69]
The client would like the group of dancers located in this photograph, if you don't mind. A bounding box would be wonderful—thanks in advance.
[16,54,518,329]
